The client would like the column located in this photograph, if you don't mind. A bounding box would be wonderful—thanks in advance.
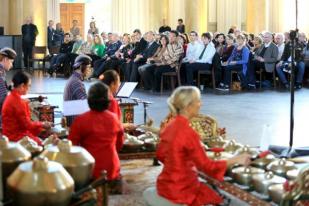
[246,0,267,34]
[186,0,208,34]
[217,0,243,33]
[0,0,10,34]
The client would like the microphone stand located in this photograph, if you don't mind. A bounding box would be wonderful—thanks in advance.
[131,97,152,125]
[281,0,298,158]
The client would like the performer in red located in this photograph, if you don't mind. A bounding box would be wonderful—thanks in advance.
[69,82,124,181]
[101,70,135,131]
[1,71,52,144]
[156,86,251,206]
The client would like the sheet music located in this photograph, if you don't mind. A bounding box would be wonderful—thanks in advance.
[63,99,89,116]
[116,82,138,98]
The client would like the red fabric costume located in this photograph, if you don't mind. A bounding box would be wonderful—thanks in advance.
[156,115,227,206]
[108,94,121,121]
[69,110,124,180]
[2,89,43,144]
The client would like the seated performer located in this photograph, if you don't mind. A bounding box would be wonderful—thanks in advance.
[153,86,251,205]
[101,70,136,131]
[68,82,125,192]
[63,54,92,126]
[2,71,52,144]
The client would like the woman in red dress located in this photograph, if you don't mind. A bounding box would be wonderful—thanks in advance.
[69,82,124,181]
[2,71,52,145]
[156,86,251,206]
[101,70,135,131]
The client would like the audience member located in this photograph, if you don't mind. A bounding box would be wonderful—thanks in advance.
[70,20,80,41]
[21,16,38,68]
[185,32,216,85]
[176,18,185,34]
[88,21,99,36]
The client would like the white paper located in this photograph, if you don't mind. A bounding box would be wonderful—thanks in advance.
[63,99,89,116]
[116,82,138,98]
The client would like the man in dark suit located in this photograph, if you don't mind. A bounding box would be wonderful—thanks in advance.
[126,31,159,82]
[21,16,38,68]
[47,20,55,53]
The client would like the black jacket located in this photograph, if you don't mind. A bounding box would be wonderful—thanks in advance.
[47,26,55,47]
[60,41,74,54]
[130,38,147,59]
[21,23,38,45]
[281,41,305,62]
[138,41,160,63]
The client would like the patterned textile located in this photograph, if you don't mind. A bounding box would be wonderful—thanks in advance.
[63,71,87,126]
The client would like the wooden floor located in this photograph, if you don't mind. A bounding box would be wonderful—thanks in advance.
[5,69,309,205]
[19,70,309,148]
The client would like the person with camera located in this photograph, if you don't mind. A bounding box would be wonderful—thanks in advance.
[276,31,305,90]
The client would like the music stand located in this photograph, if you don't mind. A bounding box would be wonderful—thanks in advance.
[116,82,138,98]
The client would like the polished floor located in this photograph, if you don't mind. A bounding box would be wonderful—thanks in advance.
[10,70,309,148]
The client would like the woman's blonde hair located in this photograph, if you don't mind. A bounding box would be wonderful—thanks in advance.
[167,86,200,115]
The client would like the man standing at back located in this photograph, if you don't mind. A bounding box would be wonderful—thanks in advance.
[21,16,38,69]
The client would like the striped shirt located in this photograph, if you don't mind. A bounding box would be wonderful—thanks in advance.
[161,42,184,68]
[63,71,87,126]
[0,64,8,126]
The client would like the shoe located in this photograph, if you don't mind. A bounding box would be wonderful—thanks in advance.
[284,83,290,90]
[295,83,302,90]
[216,84,229,91]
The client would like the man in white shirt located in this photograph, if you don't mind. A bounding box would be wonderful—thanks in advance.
[184,32,216,85]
[274,33,285,61]
[182,31,202,63]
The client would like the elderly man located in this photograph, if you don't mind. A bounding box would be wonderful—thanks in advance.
[274,33,285,61]
[250,31,278,87]
[63,54,92,126]
[21,16,38,68]
[0,48,16,126]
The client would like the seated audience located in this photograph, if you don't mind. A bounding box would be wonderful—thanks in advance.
[217,34,250,91]
[140,34,169,90]
[276,36,305,89]
[49,33,74,75]
[274,33,285,61]
[126,31,159,82]
[250,31,278,87]
[185,32,216,85]
[2,71,52,144]
[63,54,92,126]
[154,86,250,205]
[214,33,226,56]
[90,34,105,61]
[92,33,122,77]
[68,82,125,193]
[251,36,263,53]
[142,30,183,92]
